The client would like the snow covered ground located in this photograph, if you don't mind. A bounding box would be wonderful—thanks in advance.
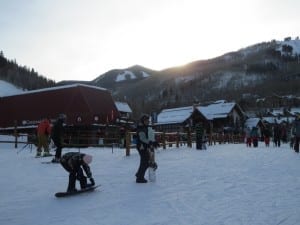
[1,137,300,225]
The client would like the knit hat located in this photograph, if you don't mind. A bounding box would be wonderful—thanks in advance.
[83,154,93,164]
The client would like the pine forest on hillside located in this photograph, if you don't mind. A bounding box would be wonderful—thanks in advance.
[0,51,55,90]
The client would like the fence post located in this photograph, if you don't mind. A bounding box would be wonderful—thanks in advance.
[187,129,192,148]
[176,132,179,148]
[125,131,131,156]
[162,132,166,149]
[14,120,18,148]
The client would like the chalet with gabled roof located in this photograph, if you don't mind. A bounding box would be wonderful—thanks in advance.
[154,101,245,133]
[197,101,245,131]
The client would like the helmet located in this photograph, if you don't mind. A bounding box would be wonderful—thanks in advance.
[140,114,150,123]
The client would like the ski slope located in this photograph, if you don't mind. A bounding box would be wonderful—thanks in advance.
[1,137,299,225]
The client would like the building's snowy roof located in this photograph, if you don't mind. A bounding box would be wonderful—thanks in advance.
[262,116,295,124]
[0,80,24,97]
[289,107,300,116]
[1,83,107,98]
[156,101,238,125]
[197,102,236,120]
[245,118,261,128]
[156,106,193,125]
[115,101,132,113]
[269,108,285,117]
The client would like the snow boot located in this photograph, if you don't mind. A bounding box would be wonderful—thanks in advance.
[136,178,148,183]
[51,157,60,163]
[79,176,88,189]
[43,152,52,157]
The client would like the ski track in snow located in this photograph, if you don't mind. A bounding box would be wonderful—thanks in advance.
[0,141,300,225]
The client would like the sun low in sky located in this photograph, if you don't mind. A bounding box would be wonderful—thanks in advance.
[0,0,299,82]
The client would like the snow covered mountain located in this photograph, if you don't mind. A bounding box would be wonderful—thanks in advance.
[92,65,156,91]
[88,37,300,115]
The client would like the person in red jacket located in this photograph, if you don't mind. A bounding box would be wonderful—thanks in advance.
[36,118,52,157]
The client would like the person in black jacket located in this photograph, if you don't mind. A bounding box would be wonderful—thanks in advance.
[51,114,66,163]
[195,122,204,150]
[135,114,151,183]
[60,152,95,193]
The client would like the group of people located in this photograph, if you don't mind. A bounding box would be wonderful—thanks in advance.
[35,113,159,193]
[244,126,260,147]
[36,113,66,163]
[35,112,300,192]
[36,114,95,192]
[244,116,300,151]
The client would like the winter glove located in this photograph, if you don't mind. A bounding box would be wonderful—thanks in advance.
[148,141,153,148]
[89,177,95,186]
[149,162,158,171]
[86,171,92,178]
[153,141,159,148]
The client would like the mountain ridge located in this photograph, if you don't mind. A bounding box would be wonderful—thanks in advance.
[2,37,300,117]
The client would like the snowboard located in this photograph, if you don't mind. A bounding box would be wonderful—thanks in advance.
[55,185,100,198]
[41,160,60,164]
[148,166,156,182]
[148,127,157,182]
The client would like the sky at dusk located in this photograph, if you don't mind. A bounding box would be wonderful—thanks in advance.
[0,0,299,82]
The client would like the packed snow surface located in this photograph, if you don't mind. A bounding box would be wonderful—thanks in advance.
[1,138,300,225]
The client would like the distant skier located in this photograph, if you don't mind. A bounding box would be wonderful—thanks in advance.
[60,152,95,193]
[273,122,281,147]
[292,115,300,153]
[244,127,252,147]
[51,114,66,163]
[36,117,52,157]
[250,127,259,147]
[195,122,205,150]
[263,126,272,147]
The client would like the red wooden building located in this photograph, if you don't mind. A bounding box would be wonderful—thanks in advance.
[0,84,119,128]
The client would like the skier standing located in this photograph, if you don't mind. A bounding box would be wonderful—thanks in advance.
[195,122,204,150]
[51,114,66,163]
[263,126,272,147]
[60,152,95,193]
[36,118,52,157]
[273,122,281,147]
[292,116,300,153]
[244,127,252,147]
[250,127,259,147]
[135,114,151,183]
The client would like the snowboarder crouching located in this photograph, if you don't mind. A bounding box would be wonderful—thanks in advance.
[60,152,95,193]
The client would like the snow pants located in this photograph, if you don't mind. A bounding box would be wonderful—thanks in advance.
[37,134,50,154]
[61,162,87,191]
[53,140,63,159]
[135,148,149,179]
[294,137,300,153]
